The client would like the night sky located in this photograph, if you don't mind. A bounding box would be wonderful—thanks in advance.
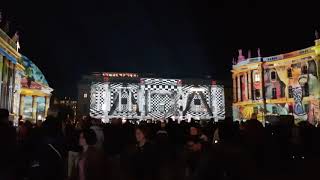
[2,0,319,98]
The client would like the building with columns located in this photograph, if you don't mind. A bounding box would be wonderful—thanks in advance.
[232,35,320,125]
[0,27,23,120]
[78,72,226,122]
[0,26,52,123]
[19,56,53,122]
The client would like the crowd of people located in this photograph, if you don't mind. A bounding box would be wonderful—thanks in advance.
[1,107,320,180]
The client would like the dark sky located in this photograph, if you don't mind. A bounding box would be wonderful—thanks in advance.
[2,0,319,99]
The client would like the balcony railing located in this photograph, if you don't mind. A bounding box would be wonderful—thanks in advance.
[0,28,17,50]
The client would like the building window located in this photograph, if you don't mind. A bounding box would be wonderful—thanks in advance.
[83,93,88,98]
[287,68,292,78]
[288,86,293,98]
[272,88,277,99]
[302,65,308,74]
[304,104,309,113]
[302,84,309,96]
[289,105,293,113]
[121,98,127,104]
[194,99,201,105]
[270,71,277,81]
[255,89,260,100]
[272,106,277,114]
[254,73,260,82]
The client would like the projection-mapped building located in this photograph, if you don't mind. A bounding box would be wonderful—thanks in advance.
[78,72,225,121]
[232,35,320,125]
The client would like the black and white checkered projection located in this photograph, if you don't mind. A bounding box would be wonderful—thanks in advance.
[90,78,225,121]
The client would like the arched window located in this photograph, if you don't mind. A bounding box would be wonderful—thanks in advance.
[302,65,308,74]
[308,60,317,77]
[303,83,309,96]
[288,86,293,98]
[287,68,292,78]
[270,71,277,81]
[288,105,293,113]
[272,88,277,99]
[272,106,277,114]
[255,89,260,100]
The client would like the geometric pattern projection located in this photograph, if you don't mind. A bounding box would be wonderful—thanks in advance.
[211,85,226,119]
[143,78,179,119]
[109,83,139,117]
[182,85,213,118]
[90,78,225,121]
[90,82,107,119]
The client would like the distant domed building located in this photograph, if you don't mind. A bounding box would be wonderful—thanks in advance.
[0,25,53,124]
[19,56,53,122]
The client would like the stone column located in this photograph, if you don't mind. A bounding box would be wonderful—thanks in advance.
[237,75,241,102]
[211,85,217,117]
[148,91,151,114]
[104,83,109,112]
[140,84,145,117]
[128,89,132,112]
[232,76,237,102]
[177,84,183,117]
[244,72,248,101]
[104,83,110,123]
[45,96,50,118]
[260,68,264,100]
[32,96,37,121]
[248,71,252,100]
[118,89,122,111]
[19,94,25,117]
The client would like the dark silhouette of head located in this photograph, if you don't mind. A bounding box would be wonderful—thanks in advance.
[80,129,97,146]
[186,136,203,152]
[0,109,9,125]
[42,116,61,138]
[135,125,150,143]
[218,118,236,142]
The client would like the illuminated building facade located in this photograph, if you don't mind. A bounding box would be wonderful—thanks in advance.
[78,72,225,121]
[0,27,23,120]
[232,37,320,125]
[19,56,53,122]
[0,26,52,123]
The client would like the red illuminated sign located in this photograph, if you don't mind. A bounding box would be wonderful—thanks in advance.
[102,72,139,78]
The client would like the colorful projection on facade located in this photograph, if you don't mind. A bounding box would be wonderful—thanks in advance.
[232,40,320,125]
[21,56,49,87]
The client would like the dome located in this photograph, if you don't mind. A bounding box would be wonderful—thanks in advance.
[21,56,49,87]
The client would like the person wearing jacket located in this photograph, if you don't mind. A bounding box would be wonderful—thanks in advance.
[130,126,157,180]
[90,118,104,150]
[0,109,17,180]
[71,129,107,180]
